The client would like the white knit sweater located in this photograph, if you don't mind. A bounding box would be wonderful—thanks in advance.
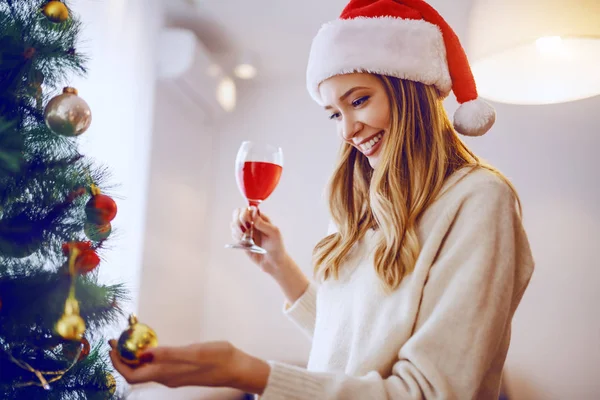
[259,167,535,400]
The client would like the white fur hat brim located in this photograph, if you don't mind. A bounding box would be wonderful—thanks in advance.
[306,17,452,105]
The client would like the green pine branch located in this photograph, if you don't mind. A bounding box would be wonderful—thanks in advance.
[0,0,129,398]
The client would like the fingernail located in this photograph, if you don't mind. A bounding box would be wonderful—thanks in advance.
[246,222,251,229]
[240,224,246,233]
[139,353,154,363]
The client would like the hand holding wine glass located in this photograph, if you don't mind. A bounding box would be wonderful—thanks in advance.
[230,206,288,275]
[227,141,311,305]
[225,141,283,255]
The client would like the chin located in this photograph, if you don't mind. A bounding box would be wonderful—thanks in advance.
[368,157,379,169]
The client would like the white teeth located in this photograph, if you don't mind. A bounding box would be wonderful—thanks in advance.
[360,132,383,152]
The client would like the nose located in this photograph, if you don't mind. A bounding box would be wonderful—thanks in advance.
[340,116,363,141]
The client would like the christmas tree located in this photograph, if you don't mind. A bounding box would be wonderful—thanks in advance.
[0,1,127,398]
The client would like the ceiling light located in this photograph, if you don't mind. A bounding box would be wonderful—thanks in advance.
[216,76,236,112]
[234,63,258,79]
[467,0,600,105]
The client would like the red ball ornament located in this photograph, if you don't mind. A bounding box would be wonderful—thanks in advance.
[85,186,117,225]
[23,47,36,59]
[74,249,100,274]
[66,187,87,202]
[62,241,92,256]
[62,336,91,361]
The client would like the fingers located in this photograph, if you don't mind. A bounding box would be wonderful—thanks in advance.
[108,346,138,381]
[143,345,199,365]
[230,207,278,239]
[237,206,266,226]
[230,208,247,236]
[238,207,253,230]
[110,350,194,385]
[108,342,196,385]
[254,207,271,223]
[252,214,279,237]
[144,342,231,365]
[230,207,258,237]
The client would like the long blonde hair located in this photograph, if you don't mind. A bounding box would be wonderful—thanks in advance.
[312,75,521,293]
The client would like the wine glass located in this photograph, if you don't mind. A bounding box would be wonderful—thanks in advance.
[225,141,283,254]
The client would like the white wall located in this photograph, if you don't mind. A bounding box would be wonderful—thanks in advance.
[137,80,214,345]
[133,73,251,400]
[485,99,600,400]
[201,77,340,364]
[139,67,600,399]
[69,0,161,322]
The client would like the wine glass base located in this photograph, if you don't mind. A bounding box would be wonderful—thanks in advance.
[224,242,267,255]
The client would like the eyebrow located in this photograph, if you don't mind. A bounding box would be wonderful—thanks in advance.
[323,86,369,110]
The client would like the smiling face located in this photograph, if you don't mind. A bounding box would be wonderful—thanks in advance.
[319,73,391,169]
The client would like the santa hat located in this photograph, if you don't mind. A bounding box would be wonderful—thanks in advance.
[306,0,495,137]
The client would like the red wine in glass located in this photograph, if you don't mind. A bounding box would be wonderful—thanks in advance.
[237,161,283,207]
[225,141,283,254]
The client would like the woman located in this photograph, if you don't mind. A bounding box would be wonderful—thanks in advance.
[110,0,535,398]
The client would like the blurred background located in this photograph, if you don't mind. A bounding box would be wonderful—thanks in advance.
[68,0,599,398]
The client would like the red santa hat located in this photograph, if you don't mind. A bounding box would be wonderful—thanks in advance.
[306,0,495,137]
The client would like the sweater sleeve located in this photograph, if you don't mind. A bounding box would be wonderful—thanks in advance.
[282,282,318,340]
[280,219,337,339]
[260,180,535,400]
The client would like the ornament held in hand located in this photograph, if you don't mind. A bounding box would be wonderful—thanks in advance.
[42,1,69,23]
[116,314,158,366]
[44,87,92,136]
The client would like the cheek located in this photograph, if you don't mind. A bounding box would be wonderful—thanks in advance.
[376,102,391,128]
[364,99,391,129]
[336,124,344,140]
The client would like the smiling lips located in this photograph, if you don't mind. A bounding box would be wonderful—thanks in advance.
[358,131,384,155]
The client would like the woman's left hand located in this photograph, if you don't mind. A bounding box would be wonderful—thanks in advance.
[108,339,270,393]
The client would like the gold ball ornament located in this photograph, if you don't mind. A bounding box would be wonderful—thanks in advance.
[116,314,158,366]
[42,1,69,23]
[55,313,85,340]
[88,372,117,400]
[44,87,92,136]
[55,298,86,340]
[105,372,117,396]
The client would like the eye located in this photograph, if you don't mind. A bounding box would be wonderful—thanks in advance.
[328,112,341,120]
[352,96,370,107]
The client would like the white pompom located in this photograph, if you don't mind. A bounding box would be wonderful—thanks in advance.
[453,98,496,136]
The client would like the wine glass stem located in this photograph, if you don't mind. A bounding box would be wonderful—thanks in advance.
[241,205,257,244]
[250,223,255,242]
[242,223,254,243]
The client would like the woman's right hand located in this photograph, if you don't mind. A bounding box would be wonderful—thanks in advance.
[230,206,288,276]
